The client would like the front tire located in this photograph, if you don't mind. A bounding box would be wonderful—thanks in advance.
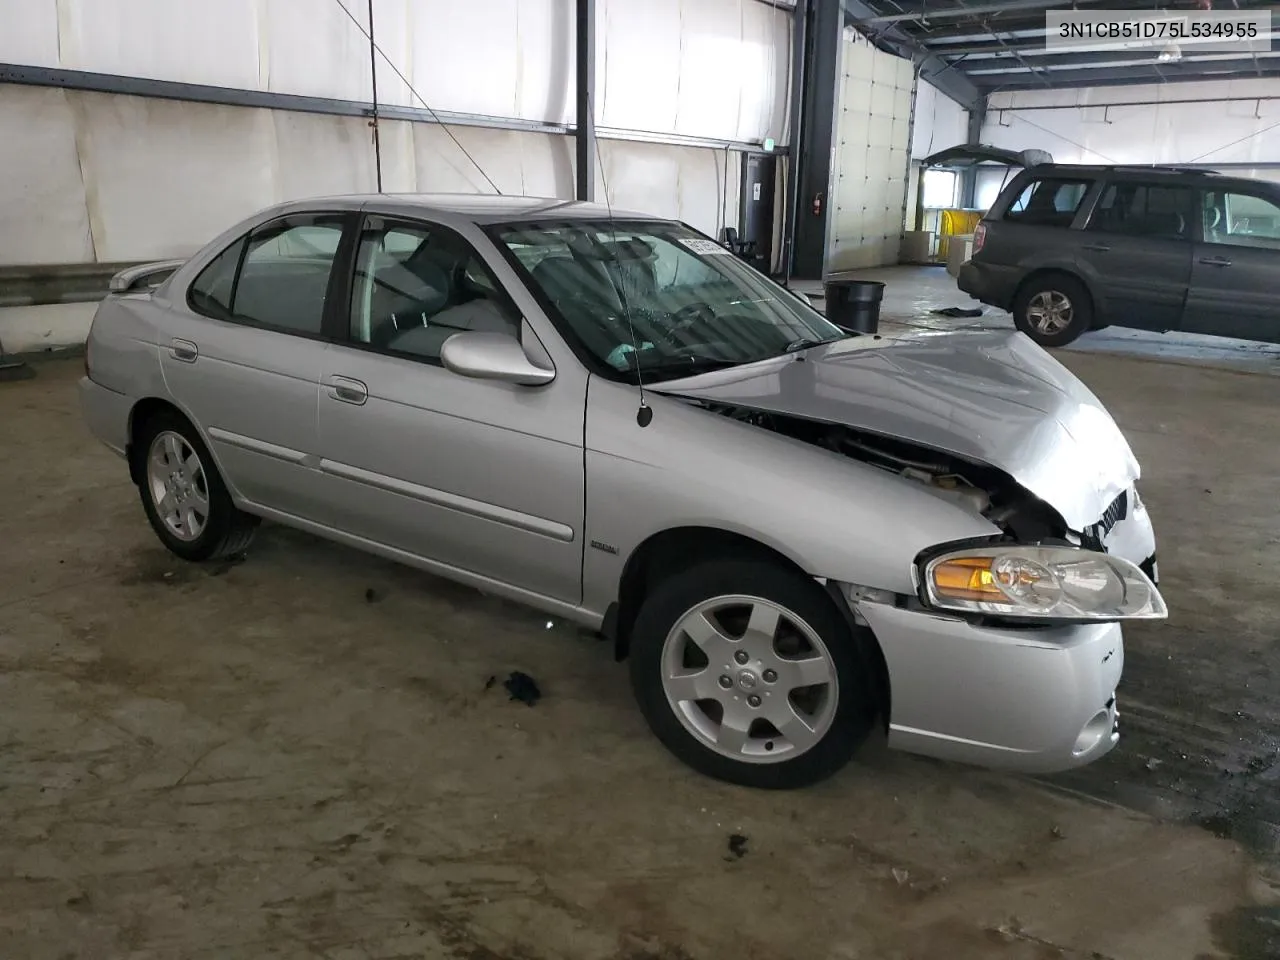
[1013,273,1093,347]
[134,410,259,562]
[629,559,878,789]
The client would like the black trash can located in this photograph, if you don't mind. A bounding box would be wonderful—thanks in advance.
[824,279,885,334]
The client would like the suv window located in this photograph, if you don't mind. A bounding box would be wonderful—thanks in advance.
[1204,189,1280,249]
[187,215,346,335]
[1004,177,1091,227]
[349,219,520,362]
[1087,182,1194,239]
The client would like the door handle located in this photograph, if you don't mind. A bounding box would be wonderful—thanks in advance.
[1082,243,1111,252]
[1198,256,1232,267]
[169,339,198,363]
[327,375,368,406]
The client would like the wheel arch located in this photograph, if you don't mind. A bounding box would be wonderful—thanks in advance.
[1013,267,1102,326]
[126,397,231,494]
[608,525,891,727]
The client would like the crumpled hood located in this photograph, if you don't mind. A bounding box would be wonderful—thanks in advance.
[649,328,1139,531]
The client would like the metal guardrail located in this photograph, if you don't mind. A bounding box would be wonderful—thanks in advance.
[0,262,151,308]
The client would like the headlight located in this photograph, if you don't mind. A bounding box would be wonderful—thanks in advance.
[921,544,1167,622]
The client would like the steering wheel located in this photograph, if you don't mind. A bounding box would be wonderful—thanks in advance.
[667,302,719,339]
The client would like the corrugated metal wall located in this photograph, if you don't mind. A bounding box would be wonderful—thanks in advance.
[0,0,792,267]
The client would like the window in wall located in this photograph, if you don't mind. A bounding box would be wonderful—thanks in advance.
[1087,182,1194,239]
[1003,178,1092,227]
[1203,190,1280,249]
[921,169,958,209]
[349,221,520,362]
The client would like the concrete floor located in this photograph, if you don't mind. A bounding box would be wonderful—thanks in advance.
[4,322,1280,957]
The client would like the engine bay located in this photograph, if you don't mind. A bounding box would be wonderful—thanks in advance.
[701,402,1068,543]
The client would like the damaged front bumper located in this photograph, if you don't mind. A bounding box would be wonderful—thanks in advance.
[859,602,1124,773]
[848,483,1156,774]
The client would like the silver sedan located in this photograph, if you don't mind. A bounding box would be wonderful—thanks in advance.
[79,194,1166,789]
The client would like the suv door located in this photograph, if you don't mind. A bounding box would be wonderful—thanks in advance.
[1184,186,1280,342]
[313,214,587,605]
[1077,178,1196,332]
[162,212,353,513]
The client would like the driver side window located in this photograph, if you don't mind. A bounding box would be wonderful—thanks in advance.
[349,219,521,363]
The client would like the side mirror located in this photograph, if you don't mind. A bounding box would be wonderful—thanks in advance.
[440,331,556,386]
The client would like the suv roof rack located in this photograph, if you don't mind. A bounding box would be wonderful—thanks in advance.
[1101,165,1218,176]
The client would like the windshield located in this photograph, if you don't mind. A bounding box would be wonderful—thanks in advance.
[489,219,845,383]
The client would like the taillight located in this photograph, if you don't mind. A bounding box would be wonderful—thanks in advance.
[973,222,987,253]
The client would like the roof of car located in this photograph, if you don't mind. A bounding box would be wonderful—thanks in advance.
[1013,163,1280,195]
[276,192,657,225]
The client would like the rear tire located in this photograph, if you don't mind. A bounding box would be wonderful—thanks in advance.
[134,410,259,563]
[629,558,877,789]
[1013,273,1093,347]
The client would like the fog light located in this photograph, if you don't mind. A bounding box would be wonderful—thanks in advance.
[1072,708,1111,757]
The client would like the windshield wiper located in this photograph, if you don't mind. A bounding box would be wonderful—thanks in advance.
[782,335,846,354]
[630,355,743,380]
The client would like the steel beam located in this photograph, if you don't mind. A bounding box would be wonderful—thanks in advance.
[1,61,782,158]
[791,0,843,280]
[966,49,1280,72]
[858,0,1112,24]
[575,0,597,201]
[842,1,982,110]
[782,0,808,282]
[977,59,1280,88]
[960,99,987,207]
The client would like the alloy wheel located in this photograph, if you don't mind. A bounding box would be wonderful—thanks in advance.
[660,595,839,764]
[1026,290,1074,335]
[146,430,210,542]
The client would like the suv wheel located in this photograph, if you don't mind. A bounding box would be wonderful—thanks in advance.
[629,558,877,789]
[135,410,259,562]
[1013,274,1093,347]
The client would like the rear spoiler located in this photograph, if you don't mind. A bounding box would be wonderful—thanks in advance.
[108,259,187,294]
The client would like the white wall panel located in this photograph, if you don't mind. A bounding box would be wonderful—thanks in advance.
[4,0,786,140]
[73,92,280,261]
[0,0,59,66]
[984,79,1280,167]
[599,0,789,143]
[58,0,264,89]
[594,140,739,239]
[829,31,914,272]
[911,80,969,159]
[0,88,94,265]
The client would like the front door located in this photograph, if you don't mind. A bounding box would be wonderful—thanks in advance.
[314,214,587,604]
[159,212,351,514]
[1076,179,1195,332]
[740,152,778,272]
[1184,186,1280,343]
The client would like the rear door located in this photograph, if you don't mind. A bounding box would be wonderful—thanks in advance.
[1184,186,1280,342]
[1075,178,1196,332]
[161,212,354,514]
[982,173,1097,271]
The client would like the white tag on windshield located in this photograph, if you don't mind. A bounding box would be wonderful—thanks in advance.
[678,237,732,255]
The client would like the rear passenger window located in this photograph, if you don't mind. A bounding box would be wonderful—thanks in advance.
[188,239,245,317]
[187,215,346,335]
[235,219,345,334]
[1004,178,1091,227]
[1087,183,1193,239]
